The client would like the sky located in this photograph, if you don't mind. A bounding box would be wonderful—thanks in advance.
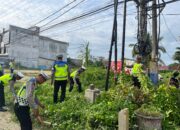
[0,0,179,65]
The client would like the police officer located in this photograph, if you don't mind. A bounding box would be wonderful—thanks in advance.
[131,56,143,88]
[0,72,24,111]
[14,72,49,130]
[69,66,86,93]
[51,54,70,103]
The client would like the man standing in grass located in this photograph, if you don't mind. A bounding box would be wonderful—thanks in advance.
[51,54,70,103]
[132,56,143,88]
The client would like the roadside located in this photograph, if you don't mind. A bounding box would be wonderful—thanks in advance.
[0,111,20,130]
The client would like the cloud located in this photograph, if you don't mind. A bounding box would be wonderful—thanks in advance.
[0,0,179,65]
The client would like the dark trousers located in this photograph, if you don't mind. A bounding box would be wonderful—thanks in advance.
[132,76,141,89]
[0,83,5,107]
[14,103,32,130]
[54,80,67,103]
[10,68,14,73]
[69,77,82,92]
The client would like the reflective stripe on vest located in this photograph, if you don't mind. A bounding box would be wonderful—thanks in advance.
[17,85,28,106]
[132,63,142,76]
[0,74,13,86]
[54,64,68,80]
[70,70,77,78]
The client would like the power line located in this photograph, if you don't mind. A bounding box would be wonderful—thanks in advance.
[50,17,112,37]
[162,13,180,44]
[40,1,126,32]
[40,0,86,28]
[33,0,77,26]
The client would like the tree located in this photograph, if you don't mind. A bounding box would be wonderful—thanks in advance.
[78,41,91,67]
[173,47,180,63]
[129,33,166,66]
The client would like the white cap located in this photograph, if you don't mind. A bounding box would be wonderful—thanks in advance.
[81,66,86,70]
[56,54,63,58]
[40,72,49,80]
[16,72,24,78]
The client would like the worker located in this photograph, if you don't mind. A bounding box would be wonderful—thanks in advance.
[69,66,86,93]
[169,71,179,88]
[51,54,70,103]
[14,72,49,130]
[0,63,4,76]
[0,72,24,111]
[9,59,15,73]
[131,56,143,88]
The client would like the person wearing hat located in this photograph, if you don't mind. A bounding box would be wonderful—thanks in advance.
[51,54,70,103]
[14,72,49,130]
[131,56,144,88]
[69,66,86,93]
[0,71,24,111]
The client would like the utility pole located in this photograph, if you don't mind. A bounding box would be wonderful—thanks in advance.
[150,0,158,84]
[137,0,148,58]
[121,0,127,71]
[105,0,118,91]
[114,0,118,85]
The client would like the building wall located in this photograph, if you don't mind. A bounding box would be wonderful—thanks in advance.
[7,25,68,69]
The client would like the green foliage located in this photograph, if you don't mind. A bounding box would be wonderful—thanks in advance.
[152,85,180,128]
[173,47,180,63]
[135,104,162,117]
[5,68,180,129]
[81,67,114,90]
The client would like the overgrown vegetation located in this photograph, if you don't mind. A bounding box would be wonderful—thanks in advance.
[5,67,180,130]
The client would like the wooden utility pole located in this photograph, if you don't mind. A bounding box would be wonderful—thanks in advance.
[150,0,158,84]
[121,0,127,71]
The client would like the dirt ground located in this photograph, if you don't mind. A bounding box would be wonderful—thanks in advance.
[0,111,20,130]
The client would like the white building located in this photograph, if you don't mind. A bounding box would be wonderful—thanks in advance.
[0,25,68,69]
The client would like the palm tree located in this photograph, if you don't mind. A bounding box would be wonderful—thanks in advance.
[173,47,180,63]
[129,33,166,66]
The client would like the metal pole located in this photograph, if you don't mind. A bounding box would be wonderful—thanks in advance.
[114,0,118,84]
[121,0,127,71]
[105,0,118,90]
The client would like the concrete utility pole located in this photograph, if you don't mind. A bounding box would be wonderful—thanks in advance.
[138,0,147,47]
[150,0,158,84]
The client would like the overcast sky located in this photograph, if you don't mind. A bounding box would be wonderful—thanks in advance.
[0,0,179,65]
